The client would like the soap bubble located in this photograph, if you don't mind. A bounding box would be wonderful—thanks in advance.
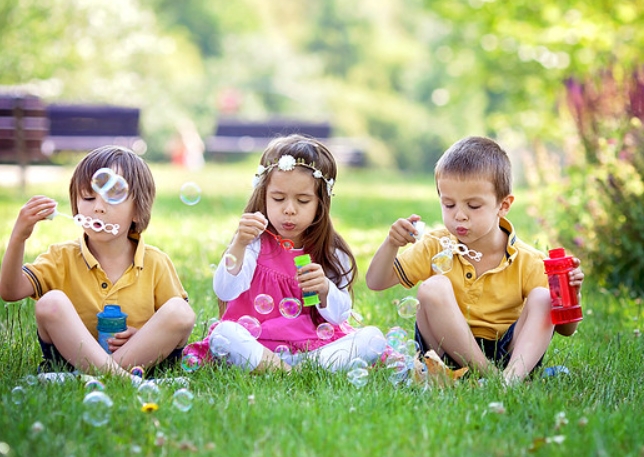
[82,391,113,427]
[23,375,38,386]
[209,333,231,357]
[84,379,105,392]
[179,182,202,206]
[130,366,145,378]
[316,323,334,340]
[238,315,262,339]
[279,298,302,319]
[274,345,292,361]
[11,386,25,405]
[386,327,408,351]
[397,296,419,319]
[91,168,129,205]
[431,249,453,275]
[254,294,274,314]
[223,253,237,271]
[387,359,409,386]
[400,339,420,358]
[137,381,160,406]
[181,354,201,372]
[172,388,194,412]
[347,358,369,388]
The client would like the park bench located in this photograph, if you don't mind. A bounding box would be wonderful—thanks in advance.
[0,93,49,164]
[205,117,366,166]
[41,103,146,155]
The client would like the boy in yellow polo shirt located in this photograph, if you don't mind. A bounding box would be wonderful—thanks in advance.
[0,146,195,381]
[366,136,585,384]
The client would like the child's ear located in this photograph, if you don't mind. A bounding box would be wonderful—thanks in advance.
[498,194,514,217]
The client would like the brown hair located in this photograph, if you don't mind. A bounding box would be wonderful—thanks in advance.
[69,145,156,235]
[249,134,357,289]
[434,136,512,202]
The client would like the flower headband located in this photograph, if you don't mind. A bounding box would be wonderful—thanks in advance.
[252,154,335,196]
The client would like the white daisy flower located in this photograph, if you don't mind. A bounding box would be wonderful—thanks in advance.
[326,178,335,196]
[278,155,296,171]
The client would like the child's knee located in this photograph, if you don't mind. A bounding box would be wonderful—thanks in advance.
[34,290,71,321]
[417,275,452,304]
[526,287,551,313]
[164,297,196,331]
[355,326,386,353]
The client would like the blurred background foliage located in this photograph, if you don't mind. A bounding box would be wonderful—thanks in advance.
[1,0,644,292]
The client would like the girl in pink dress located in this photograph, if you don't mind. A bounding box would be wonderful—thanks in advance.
[185,135,385,372]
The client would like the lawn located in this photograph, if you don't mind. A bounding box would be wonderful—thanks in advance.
[1,158,643,456]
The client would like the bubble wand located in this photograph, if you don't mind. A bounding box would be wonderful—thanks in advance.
[413,221,483,274]
[264,228,295,250]
[44,168,128,236]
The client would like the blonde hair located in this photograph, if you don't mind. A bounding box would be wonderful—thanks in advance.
[69,145,155,234]
[434,136,512,202]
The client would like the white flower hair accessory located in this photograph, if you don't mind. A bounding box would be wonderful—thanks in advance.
[252,154,335,196]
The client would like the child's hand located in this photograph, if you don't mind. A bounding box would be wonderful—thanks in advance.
[109,326,137,353]
[296,262,330,298]
[387,214,422,247]
[12,196,57,242]
[569,257,584,292]
[234,212,268,247]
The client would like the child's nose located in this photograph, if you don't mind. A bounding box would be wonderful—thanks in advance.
[455,207,468,221]
[284,201,296,215]
[94,198,107,214]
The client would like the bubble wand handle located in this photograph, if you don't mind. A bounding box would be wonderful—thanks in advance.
[264,228,294,250]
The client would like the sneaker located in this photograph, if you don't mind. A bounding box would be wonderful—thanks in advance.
[541,365,570,378]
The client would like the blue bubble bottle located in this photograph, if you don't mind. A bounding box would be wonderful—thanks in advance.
[97,305,127,353]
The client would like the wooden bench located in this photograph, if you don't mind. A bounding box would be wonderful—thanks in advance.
[41,104,146,155]
[0,94,49,163]
[205,117,366,166]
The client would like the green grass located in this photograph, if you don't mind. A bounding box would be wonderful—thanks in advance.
[1,159,643,456]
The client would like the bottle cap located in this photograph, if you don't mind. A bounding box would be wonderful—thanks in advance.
[97,305,127,332]
[97,304,127,320]
[548,248,566,259]
[294,254,312,268]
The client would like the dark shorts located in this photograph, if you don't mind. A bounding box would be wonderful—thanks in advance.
[414,321,543,370]
[37,333,184,376]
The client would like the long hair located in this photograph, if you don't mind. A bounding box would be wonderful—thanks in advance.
[236,134,357,322]
[69,145,155,235]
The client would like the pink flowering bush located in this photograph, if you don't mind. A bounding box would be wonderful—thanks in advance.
[538,67,644,294]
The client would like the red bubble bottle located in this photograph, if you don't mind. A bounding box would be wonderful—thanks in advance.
[543,248,583,325]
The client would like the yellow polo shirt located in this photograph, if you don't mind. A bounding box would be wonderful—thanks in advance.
[394,218,547,340]
[23,234,188,339]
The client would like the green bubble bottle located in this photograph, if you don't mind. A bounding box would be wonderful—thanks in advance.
[294,254,320,307]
